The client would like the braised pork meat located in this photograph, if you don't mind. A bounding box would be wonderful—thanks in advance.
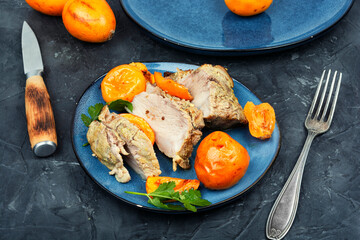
[132,84,204,171]
[87,106,161,182]
[167,64,247,129]
[87,120,131,183]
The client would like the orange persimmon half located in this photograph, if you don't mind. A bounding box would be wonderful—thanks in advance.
[146,177,200,194]
[101,64,146,102]
[195,131,250,190]
[224,0,273,17]
[130,62,155,84]
[154,72,193,101]
[120,113,155,145]
[244,102,275,140]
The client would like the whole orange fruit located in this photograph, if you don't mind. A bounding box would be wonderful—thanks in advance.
[25,0,68,16]
[62,0,116,43]
[224,0,273,17]
[195,131,250,190]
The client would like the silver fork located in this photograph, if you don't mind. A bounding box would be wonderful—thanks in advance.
[266,70,342,240]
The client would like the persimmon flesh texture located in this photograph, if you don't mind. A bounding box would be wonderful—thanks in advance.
[244,102,275,140]
[224,0,273,17]
[146,177,200,194]
[101,64,146,102]
[195,131,250,190]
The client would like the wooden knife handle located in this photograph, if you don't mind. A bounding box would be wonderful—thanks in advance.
[25,75,57,156]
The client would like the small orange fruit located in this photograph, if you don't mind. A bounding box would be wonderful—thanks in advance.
[129,62,155,84]
[120,114,155,145]
[153,72,193,101]
[62,0,116,43]
[146,177,200,194]
[244,102,276,140]
[224,0,273,17]
[195,131,250,190]
[25,0,68,16]
[101,64,147,102]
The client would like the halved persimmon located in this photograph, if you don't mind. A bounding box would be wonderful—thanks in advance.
[120,113,155,145]
[146,177,200,194]
[101,64,146,102]
[244,102,275,140]
[130,62,155,84]
[154,72,193,101]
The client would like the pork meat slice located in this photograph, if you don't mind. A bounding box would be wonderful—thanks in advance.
[99,106,161,179]
[168,64,247,129]
[145,82,205,130]
[87,120,131,183]
[132,89,204,171]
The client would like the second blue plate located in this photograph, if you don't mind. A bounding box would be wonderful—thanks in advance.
[120,0,353,55]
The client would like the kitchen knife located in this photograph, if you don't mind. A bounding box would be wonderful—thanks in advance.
[21,21,57,157]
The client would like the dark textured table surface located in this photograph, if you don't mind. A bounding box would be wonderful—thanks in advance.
[1,1,360,239]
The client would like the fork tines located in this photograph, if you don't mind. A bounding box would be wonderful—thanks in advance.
[308,69,342,122]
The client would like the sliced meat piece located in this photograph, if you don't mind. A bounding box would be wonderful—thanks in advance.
[146,82,204,130]
[99,106,161,179]
[87,120,131,183]
[168,64,247,129]
[132,90,204,171]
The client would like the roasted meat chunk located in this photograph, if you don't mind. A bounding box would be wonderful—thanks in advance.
[87,106,161,182]
[87,120,131,183]
[168,64,247,129]
[132,86,204,171]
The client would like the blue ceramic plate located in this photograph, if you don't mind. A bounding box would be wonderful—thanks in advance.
[120,0,353,55]
[72,62,281,213]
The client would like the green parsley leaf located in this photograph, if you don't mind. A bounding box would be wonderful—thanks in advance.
[81,103,104,127]
[180,189,212,207]
[81,99,133,128]
[88,103,104,121]
[125,181,211,212]
[81,114,92,127]
[108,99,133,113]
[148,197,185,211]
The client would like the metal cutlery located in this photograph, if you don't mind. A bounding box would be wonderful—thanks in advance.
[21,21,57,157]
[266,70,342,240]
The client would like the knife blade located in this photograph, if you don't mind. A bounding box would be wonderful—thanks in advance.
[21,21,57,157]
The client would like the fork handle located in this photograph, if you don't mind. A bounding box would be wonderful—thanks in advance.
[266,131,316,240]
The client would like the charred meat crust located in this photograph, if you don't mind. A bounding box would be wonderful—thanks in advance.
[167,64,247,129]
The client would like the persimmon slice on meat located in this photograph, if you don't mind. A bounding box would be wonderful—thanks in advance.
[120,113,155,145]
[146,177,200,194]
[101,64,146,102]
[154,72,193,101]
[244,102,276,140]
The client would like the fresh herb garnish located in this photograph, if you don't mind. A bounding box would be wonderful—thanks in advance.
[81,103,104,127]
[81,100,133,127]
[125,181,211,212]
[108,99,133,113]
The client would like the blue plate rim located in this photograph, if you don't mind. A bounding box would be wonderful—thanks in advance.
[119,0,354,55]
[71,62,281,214]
